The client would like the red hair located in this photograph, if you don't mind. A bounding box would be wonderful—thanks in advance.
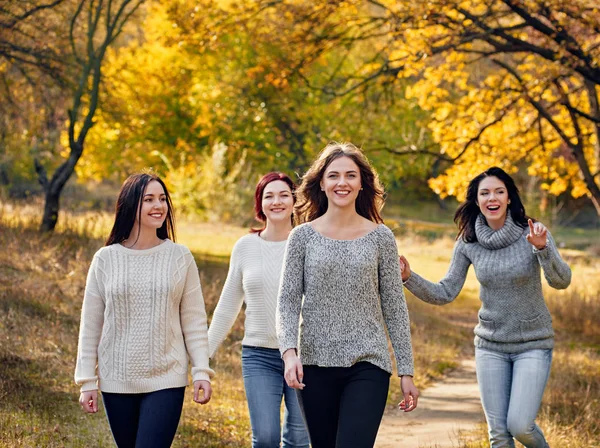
[251,172,296,234]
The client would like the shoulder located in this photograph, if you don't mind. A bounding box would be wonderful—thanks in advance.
[289,223,313,240]
[373,223,396,243]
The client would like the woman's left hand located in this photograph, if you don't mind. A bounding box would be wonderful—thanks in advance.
[398,376,419,412]
[193,380,212,405]
[526,219,548,250]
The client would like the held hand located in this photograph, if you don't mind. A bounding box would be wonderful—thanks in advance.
[398,376,419,412]
[526,219,548,250]
[79,390,98,413]
[399,255,412,282]
[193,380,212,405]
[283,349,305,390]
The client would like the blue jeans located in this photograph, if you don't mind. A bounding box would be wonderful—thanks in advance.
[102,387,185,448]
[476,347,552,448]
[242,346,310,448]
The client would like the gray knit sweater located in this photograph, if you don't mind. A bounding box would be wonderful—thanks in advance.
[404,213,572,353]
[276,223,414,376]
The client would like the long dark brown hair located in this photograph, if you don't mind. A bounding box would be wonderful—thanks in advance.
[250,172,297,234]
[105,172,176,246]
[455,167,530,243]
[295,142,385,224]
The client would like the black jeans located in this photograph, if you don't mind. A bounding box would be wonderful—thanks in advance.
[102,387,185,448]
[297,361,390,448]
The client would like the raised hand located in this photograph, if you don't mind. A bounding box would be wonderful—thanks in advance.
[526,219,548,250]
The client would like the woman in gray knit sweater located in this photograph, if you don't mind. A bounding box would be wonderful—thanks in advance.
[400,167,571,448]
[277,142,418,448]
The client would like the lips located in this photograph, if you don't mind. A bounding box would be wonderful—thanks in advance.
[334,190,350,196]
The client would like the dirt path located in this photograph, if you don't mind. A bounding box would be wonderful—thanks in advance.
[375,359,485,448]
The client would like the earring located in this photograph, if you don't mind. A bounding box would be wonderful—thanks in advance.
[360,187,363,191]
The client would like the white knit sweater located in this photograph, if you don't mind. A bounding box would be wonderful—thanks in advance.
[208,233,286,357]
[74,240,214,393]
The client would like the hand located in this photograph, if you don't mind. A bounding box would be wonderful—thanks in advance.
[193,380,212,404]
[283,349,305,390]
[398,376,419,412]
[79,390,98,413]
[526,219,548,250]
[399,255,411,282]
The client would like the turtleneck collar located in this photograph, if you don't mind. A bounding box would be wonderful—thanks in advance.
[475,211,524,250]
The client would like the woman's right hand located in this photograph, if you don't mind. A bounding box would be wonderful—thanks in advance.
[399,255,412,282]
[283,349,305,390]
[79,390,98,413]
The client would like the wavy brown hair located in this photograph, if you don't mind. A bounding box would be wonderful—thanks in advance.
[295,142,385,224]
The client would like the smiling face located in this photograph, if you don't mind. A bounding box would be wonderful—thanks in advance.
[320,156,362,209]
[477,176,510,229]
[136,180,168,231]
[262,180,294,225]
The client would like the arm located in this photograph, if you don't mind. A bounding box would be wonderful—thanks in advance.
[276,227,306,357]
[207,242,245,358]
[180,250,215,384]
[378,228,414,377]
[74,254,105,393]
[404,240,471,305]
[532,230,572,290]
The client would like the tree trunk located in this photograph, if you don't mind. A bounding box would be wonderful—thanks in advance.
[40,188,60,232]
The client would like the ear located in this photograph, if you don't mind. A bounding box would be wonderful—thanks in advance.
[320,180,324,191]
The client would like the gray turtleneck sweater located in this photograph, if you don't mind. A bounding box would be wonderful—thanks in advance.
[404,213,571,353]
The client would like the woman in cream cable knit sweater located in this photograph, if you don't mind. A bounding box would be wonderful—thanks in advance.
[75,173,213,447]
[400,167,571,448]
[208,172,309,448]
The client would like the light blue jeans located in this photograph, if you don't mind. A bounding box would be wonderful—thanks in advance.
[242,346,310,448]
[475,347,552,448]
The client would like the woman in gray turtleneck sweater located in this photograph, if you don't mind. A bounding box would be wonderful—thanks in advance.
[400,167,571,448]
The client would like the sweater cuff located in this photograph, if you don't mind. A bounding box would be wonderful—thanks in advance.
[192,371,212,383]
[79,381,98,393]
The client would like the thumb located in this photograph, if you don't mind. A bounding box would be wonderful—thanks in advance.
[194,383,199,402]
[528,219,534,234]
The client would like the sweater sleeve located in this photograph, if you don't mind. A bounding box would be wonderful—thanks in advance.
[404,239,471,305]
[378,227,414,376]
[74,253,105,392]
[276,226,306,357]
[533,230,572,290]
[180,250,215,383]
[207,240,245,358]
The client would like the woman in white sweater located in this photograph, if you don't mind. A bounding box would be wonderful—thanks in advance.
[75,172,213,447]
[208,172,309,448]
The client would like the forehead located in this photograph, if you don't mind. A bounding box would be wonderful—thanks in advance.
[478,176,506,190]
[144,180,166,195]
[263,180,291,194]
[325,155,360,172]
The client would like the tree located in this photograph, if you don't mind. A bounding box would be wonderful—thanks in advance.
[236,0,600,214]
[1,0,145,231]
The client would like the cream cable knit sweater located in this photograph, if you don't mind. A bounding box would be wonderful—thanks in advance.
[74,240,214,393]
[208,233,286,358]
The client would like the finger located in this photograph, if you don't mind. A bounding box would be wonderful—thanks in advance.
[91,395,98,413]
[297,364,304,384]
[198,384,212,404]
[194,384,199,402]
[528,219,534,233]
[403,391,411,411]
[398,399,406,410]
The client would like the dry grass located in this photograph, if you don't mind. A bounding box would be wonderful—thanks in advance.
[0,205,598,447]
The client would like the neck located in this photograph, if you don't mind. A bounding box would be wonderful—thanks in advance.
[260,220,292,242]
[321,204,361,227]
[124,225,163,249]
[487,214,507,231]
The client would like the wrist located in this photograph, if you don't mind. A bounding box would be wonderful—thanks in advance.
[283,348,297,360]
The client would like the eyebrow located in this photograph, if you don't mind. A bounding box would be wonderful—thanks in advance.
[326,170,358,174]
[264,189,291,194]
[479,187,505,191]
[143,193,166,197]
